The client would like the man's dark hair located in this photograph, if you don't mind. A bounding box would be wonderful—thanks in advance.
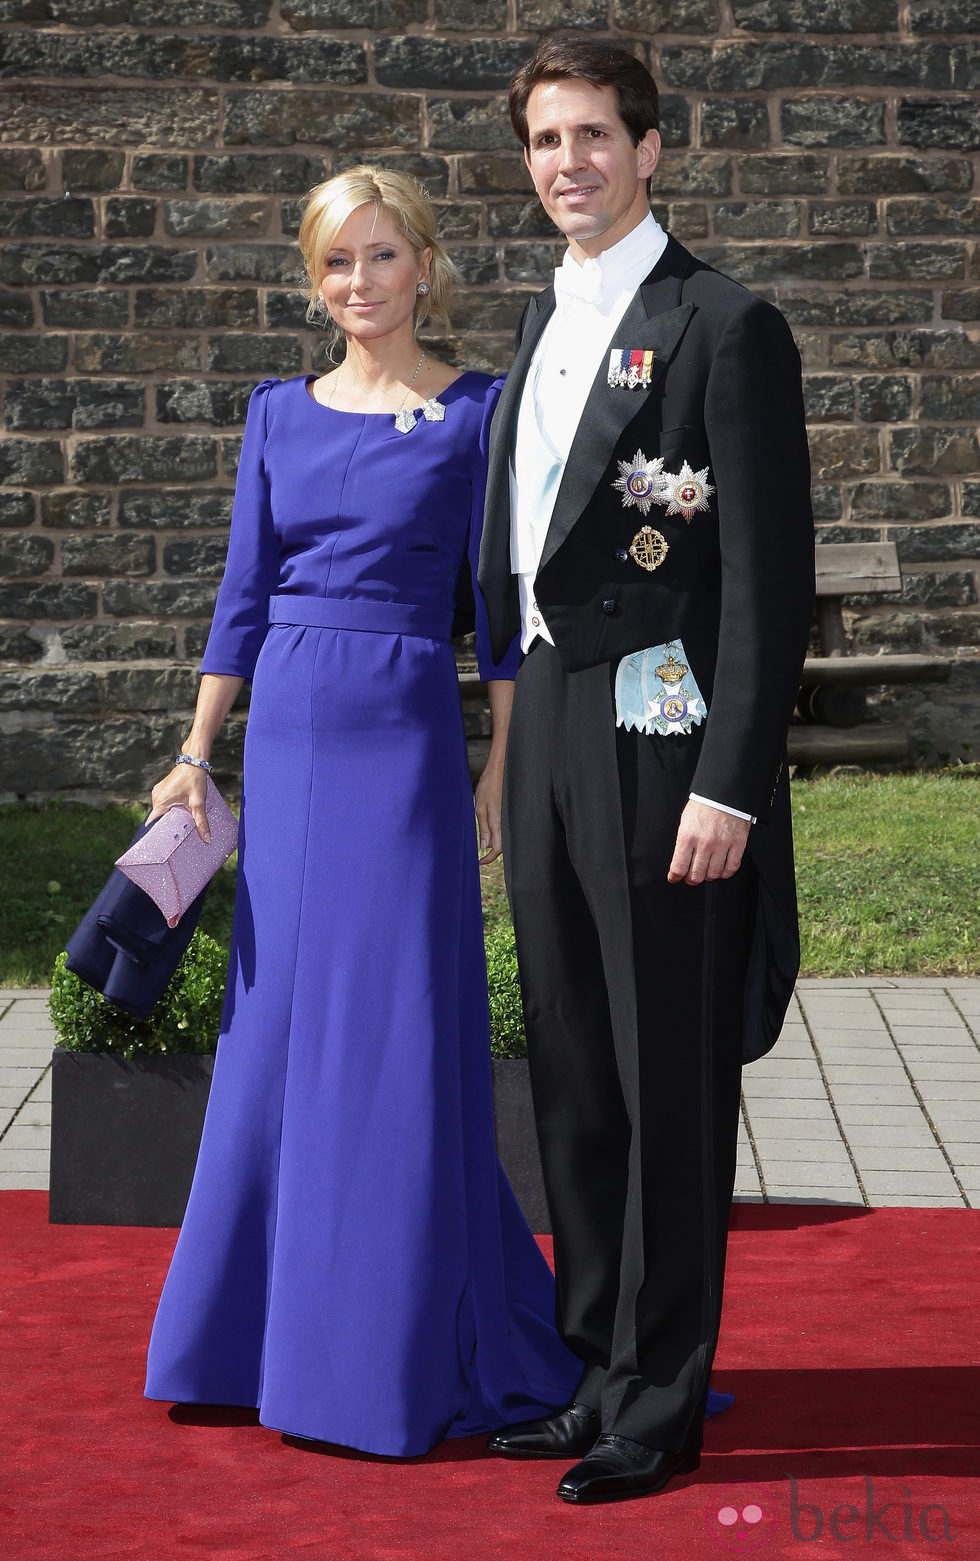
[508,35,660,149]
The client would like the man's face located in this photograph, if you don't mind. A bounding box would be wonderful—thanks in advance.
[523,78,660,259]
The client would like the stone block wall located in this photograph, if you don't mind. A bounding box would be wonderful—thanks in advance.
[1,0,978,798]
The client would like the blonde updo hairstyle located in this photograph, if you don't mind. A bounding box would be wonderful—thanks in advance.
[298,165,457,348]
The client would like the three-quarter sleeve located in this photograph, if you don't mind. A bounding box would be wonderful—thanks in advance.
[200,378,281,680]
[469,378,520,682]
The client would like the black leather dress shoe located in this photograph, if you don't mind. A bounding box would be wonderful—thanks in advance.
[556,1434,700,1503]
[486,1402,600,1459]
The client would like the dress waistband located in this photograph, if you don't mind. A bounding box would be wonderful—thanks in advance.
[268,595,453,640]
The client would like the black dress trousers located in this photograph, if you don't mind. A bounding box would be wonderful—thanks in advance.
[502,639,756,1452]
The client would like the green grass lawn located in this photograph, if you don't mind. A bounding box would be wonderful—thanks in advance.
[793,770,979,977]
[1,772,977,987]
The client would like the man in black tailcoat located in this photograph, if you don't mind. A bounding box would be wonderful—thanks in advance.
[477,36,814,1503]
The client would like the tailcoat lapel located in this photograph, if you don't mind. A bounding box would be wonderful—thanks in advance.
[539,246,694,572]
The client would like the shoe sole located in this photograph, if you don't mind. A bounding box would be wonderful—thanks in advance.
[487,1443,596,1460]
[557,1452,700,1503]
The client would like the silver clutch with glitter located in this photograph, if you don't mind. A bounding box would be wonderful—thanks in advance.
[115,777,238,928]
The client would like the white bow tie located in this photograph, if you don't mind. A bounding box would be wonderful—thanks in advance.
[553,257,604,311]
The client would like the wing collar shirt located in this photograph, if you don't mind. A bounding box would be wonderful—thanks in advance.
[509,211,753,826]
[510,211,668,652]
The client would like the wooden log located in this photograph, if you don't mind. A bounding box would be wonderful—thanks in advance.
[801,653,952,685]
[788,722,910,766]
[814,541,901,597]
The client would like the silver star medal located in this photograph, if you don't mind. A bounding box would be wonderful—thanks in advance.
[614,639,707,737]
[611,450,666,516]
[658,460,715,521]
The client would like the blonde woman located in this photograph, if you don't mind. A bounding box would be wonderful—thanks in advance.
[144,168,579,1457]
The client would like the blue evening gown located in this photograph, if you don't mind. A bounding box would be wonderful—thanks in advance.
[144,373,581,1456]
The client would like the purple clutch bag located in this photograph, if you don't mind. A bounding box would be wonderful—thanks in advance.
[115,777,239,928]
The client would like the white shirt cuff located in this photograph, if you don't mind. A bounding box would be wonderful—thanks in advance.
[689,793,756,826]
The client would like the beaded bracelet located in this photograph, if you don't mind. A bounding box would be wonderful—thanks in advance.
[174,753,213,774]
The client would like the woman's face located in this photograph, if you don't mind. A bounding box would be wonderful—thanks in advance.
[317,204,430,345]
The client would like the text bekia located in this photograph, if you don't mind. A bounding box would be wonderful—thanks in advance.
[790,1476,955,1542]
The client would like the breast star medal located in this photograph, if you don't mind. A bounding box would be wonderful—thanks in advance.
[658,460,715,521]
[613,639,707,737]
[612,450,666,516]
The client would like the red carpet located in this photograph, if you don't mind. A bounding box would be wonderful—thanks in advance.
[1,1194,977,1561]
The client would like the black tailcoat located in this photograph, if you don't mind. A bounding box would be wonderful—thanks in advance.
[479,236,815,1064]
[477,236,814,1448]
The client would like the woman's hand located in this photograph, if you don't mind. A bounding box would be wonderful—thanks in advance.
[475,755,504,865]
[146,764,211,842]
[475,678,514,866]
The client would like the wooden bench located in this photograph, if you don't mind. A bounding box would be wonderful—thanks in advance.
[458,540,952,775]
[791,540,951,766]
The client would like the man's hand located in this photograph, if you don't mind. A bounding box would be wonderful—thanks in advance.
[667,799,750,886]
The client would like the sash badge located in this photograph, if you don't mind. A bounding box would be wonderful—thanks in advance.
[614,639,707,738]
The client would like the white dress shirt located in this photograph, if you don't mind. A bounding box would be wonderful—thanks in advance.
[508,213,753,826]
[510,212,668,651]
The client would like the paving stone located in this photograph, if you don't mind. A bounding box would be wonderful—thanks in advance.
[890,1028,979,1047]
[860,1170,963,1194]
[928,1105,980,1134]
[830,1104,929,1126]
[743,1097,839,1119]
[820,1063,911,1085]
[1,1119,49,1147]
[0,1068,50,1088]
[889,1026,973,1044]
[817,1045,899,1063]
[940,1141,980,1164]
[904,1063,980,1081]
[749,1117,845,1141]
[0,1148,49,1172]
[757,1160,861,1185]
[848,1147,952,1172]
[753,1139,854,1162]
[898,1045,980,1063]
[843,1123,939,1147]
[0,1046,56,1067]
[0,1172,48,1190]
[885,1015,967,1034]
[769,1039,815,1058]
[827,1084,921,1107]
[763,1187,864,1204]
[869,1193,967,1207]
[741,1077,830,1099]
[11,1103,49,1128]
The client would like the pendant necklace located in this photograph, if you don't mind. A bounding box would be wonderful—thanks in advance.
[393,351,427,434]
[323,350,444,434]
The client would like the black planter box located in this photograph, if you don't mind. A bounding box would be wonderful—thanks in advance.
[49,1049,550,1232]
[49,1049,215,1227]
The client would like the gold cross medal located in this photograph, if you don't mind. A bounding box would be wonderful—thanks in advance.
[613,639,707,737]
